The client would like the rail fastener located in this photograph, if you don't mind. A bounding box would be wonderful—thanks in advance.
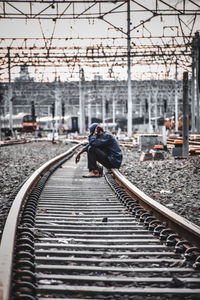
[111,168,200,249]
[0,143,82,300]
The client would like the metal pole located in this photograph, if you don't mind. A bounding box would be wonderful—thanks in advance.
[102,93,105,126]
[112,92,115,125]
[52,101,55,142]
[8,87,13,134]
[154,85,158,132]
[88,94,92,127]
[56,82,62,135]
[0,97,2,141]
[79,73,82,134]
[127,0,132,138]
[175,59,179,133]
[8,47,13,135]
[79,68,85,134]
[148,92,152,133]
[59,88,62,134]
[191,51,195,133]
[55,85,58,138]
[95,101,98,118]
[182,72,189,157]
[196,34,200,133]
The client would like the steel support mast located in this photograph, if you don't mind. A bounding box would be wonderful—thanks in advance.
[79,68,85,135]
[182,72,189,157]
[127,0,132,138]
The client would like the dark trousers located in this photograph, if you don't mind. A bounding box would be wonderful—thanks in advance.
[87,146,113,171]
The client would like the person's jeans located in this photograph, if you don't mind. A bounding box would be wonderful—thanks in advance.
[87,146,113,171]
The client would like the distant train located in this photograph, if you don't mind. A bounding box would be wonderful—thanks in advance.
[37,115,78,133]
[0,113,33,135]
[22,115,37,132]
[0,113,79,135]
[2,113,192,136]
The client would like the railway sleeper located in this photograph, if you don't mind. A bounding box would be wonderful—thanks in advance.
[7,154,200,300]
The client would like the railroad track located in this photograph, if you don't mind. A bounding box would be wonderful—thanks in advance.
[167,137,200,147]
[0,144,200,300]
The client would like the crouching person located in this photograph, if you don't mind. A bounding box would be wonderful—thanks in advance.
[75,123,123,178]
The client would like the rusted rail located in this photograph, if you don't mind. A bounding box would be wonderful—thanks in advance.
[0,144,200,299]
[112,169,200,248]
[0,143,81,300]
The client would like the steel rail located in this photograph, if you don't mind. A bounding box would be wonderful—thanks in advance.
[32,160,200,298]
[1,146,200,299]
[112,168,200,248]
[0,142,81,300]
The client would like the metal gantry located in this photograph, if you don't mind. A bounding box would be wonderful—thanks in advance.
[0,0,200,20]
[0,0,200,135]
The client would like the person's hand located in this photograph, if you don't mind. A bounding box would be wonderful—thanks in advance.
[75,152,81,164]
[95,125,103,136]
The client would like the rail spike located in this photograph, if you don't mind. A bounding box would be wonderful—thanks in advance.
[175,240,193,253]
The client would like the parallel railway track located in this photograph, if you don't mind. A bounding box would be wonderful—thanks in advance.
[0,143,200,300]
[166,137,200,150]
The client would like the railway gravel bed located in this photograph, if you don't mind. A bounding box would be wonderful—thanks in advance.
[0,140,73,239]
[8,154,200,299]
[120,147,200,227]
[0,141,200,241]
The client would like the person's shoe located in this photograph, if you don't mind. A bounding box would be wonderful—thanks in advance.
[82,170,100,178]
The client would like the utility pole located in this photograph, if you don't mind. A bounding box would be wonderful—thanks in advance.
[127,0,132,138]
[182,72,189,157]
[58,82,63,134]
[175,59,179,133]
[192,32,200,133]
[0,93,2,141]
[55,81,61,136]
[154,84,158,133]
[87,92,92,127]
[8,47,13,135]
[148,91,152,133]
[79,68,85,135]
[102,92,106,126]
[112,92,115,126]
[51,101,55,142]
[196,33,200,133]
[191,46,195,133]
[95,101,98,119]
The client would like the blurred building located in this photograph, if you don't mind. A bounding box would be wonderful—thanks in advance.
[0,65,190,131]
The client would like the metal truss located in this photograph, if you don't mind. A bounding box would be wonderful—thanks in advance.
[0,35,192,81]
[0,0,200,20]
[0,0,200,81]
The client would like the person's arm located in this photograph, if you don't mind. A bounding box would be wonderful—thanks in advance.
[89,132,111,147]
[75,144,89,164]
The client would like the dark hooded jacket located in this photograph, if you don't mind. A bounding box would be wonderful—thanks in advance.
[87,131,123,169]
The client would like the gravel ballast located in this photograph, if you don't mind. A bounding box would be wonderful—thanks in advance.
[120,147,200,227]
[0,140,73,239]
[0,141,200,242]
